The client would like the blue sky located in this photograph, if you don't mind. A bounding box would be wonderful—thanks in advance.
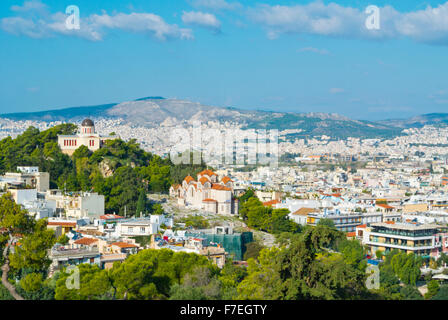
[0,0,448,120]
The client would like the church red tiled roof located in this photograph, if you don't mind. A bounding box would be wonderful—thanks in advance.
[199,177,210,185]
[198,169,217,177]
[221,176,233,184]
[211,184,231,191]
[184,176,195,184]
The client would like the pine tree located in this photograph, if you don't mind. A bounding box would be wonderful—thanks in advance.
[136,190,147,217]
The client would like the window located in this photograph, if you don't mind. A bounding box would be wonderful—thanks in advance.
[140,227,145,233]
[128,227,133,233]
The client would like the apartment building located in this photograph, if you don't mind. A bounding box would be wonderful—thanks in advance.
[45,190,105,220]
[0,166,49,192]
[306,210,363,232]
[363,222,448,259]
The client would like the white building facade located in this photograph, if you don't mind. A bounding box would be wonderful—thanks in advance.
[57,119,116,156]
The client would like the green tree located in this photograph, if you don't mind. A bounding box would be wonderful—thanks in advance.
[389,252,421,285]
[109,249,212,300]
[377,264,402,300]
[238,189,255,204]
[375,250,384,260]
[55,264,113,300]
[243,242,264,261]
[136,189,147,216]
[169,267,222,300]
[19,273,43,293]
[425,280,440,299]
[317,218,336,229]
[218,260,247,299]
[268,208,300,234]
[432,284,448,300]
[72,145,91,159]
[400,285,423,300]
[10,219,56,272]
[237,247,283,300]
[151,203,164,215]
[181,216,209,229]
[238,226,369,300]
[337,239,367,271]
[0,193,34,300]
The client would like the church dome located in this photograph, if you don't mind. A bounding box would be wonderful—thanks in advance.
[81,118,94,127]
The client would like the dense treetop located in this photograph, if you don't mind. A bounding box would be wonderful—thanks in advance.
[0,124,206,216]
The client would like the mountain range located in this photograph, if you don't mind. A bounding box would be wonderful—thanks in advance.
[2,97,446,139]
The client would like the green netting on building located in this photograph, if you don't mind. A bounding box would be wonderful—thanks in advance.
[186,231,253,261]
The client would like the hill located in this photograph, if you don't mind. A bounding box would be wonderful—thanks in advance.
[378,113,448,128]
[1,103,117,122]
[1,97,405,139]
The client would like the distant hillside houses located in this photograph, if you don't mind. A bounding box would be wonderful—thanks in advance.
[169,169,239,215]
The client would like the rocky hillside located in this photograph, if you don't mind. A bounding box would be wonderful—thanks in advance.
[1,96,405,139]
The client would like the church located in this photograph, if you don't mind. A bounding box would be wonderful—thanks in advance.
[169,169,239,215]
[57,119,116,155]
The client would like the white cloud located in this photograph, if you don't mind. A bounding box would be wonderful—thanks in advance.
[11,0,47,13]
[396,3,448,44]
[26,87,39,93]
[248,1,448,45]
[330,88,345,94]
[190,0,242,11]
[297,47,330,55]
[1,1,193,41]
[91,13,193,40]
[182,11,221,32]
[429,89,448,104]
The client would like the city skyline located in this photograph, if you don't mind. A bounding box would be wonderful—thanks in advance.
[1,0,448,120]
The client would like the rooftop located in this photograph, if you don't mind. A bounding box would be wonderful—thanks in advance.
[370,222,445,231]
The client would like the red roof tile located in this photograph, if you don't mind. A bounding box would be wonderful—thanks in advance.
[211,184,231,191]
[47,222,76,227]
[377,203,394,209]
[263,199,280,207]
[111,242,138,248]
[100,214,124,220]
[198,169,217,177]
[74,237,98,245]
[221,176,233,184]
[199,177,210,185]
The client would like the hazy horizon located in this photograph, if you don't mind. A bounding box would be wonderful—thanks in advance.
[1,0,448,120]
